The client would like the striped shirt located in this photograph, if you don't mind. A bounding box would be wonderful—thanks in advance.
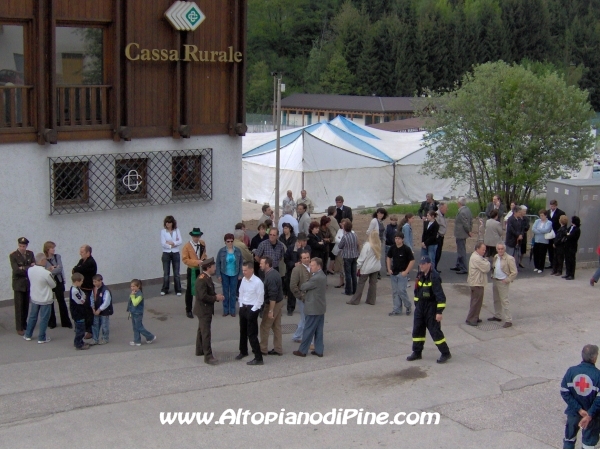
[337,231,360,259]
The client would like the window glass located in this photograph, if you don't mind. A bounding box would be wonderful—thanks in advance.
[53,162,89,204]
[173,156,202,196]
[56,27,103,85]
[0,25,25,85]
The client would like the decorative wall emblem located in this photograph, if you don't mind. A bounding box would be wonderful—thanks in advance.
[165,1,206,31]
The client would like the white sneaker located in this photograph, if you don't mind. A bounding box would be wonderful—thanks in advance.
[23,336,31,341]
[160,292,166,296]
[176,293,182,296]
[37,337,51,344]
[129,342,141,346]
[147,336,157,344]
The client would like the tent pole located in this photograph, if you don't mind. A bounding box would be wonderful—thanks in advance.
[392,163,396,205]
[275,75,282,225]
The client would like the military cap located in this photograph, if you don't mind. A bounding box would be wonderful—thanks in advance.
[201,257,215,269]
[17,237,29,245]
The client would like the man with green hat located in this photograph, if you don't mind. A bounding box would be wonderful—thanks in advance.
[182,228,207,319]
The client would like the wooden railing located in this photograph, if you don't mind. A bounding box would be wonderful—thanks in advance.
[0,85,34,129]
[56,85,111,127]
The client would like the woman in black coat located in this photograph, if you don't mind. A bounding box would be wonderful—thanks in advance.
[421,211,440,267]
[564,216,581,280]
[551,215,569,276]
[307,221,326,262]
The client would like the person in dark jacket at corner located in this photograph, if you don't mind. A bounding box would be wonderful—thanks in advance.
[259,256,284,356]
[407,255,451,364]
[72,244,97,338]
[552,215,569,276]
[564,216,581,281]
[560,344,600,449]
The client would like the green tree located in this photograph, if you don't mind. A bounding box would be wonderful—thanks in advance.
[246,61,273,114]
[319,51,355,94]
[418,61,596,208]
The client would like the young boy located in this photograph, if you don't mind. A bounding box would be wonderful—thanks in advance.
[70,273,89,350]
[90,274,113,345]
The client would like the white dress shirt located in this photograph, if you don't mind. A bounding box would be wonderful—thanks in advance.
[161,228,182,253]
[238,274,265,311]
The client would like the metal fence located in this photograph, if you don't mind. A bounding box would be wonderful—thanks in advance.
[49,148,212,215]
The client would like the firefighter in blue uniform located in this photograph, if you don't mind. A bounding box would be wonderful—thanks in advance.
[561,344,600,449]
[406,255,451,364]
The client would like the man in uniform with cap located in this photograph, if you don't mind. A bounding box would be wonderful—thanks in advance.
[9,237,36,335]
[182,228,207,319]
[193,258,224,365]
[407,255,452,364]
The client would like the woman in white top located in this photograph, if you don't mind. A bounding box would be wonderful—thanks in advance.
[346,230,381,305]
[161,215,183,296]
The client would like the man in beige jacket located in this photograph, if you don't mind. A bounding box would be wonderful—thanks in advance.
[488,242,518,328]
[466,242,491,326]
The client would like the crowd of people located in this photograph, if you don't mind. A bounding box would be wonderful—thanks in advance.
[6,191,588,367]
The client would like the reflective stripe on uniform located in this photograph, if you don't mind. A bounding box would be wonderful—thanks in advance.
[412,337,426,342]
[418,281,432,287]
[437,303,446,308]
[560,387,569,392]
[413,297,419,301]
[434,338,446,345]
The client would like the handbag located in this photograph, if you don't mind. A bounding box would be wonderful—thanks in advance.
[544,229,555,240]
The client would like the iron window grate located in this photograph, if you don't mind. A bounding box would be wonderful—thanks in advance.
[49,148,212,215]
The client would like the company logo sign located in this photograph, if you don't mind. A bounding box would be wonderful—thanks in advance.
[165,1,206,31]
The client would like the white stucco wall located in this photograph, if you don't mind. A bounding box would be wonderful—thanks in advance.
[0,135,242,301]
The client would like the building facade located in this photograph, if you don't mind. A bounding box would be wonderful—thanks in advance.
[0,0,246,300]
[281,94,416,127]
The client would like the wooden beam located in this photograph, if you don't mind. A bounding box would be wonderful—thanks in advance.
[113,0,122,141]
[35,0,46,144]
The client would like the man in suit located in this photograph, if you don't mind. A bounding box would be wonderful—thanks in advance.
[9,237,36,335]
[293,257,327,358]
[334,195,353,224]
[547,199,565,269]
[485,195,506,221]
[194,258,224,365]
[297,203,311,236]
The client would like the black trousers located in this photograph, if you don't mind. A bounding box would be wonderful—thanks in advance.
[285,270,296,313]
[82,288,93,333]
[412,299,450,355]
[553,246,565,274]
[533,243,548,271]
[13,290,29,331]
[48,281,72,328]
[547,238,555,267]
[435,235,444,270]
[565,247,577,278]
[239,305,262,361]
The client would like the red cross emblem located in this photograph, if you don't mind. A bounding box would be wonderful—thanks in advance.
[576,377,590,393]
[572,374,594,396]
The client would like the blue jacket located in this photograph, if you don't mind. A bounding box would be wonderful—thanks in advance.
[385,224,398,246]
[532,219,552,244]
[216,246,243,279]
[127,291,144,315]
[561,361,600,418]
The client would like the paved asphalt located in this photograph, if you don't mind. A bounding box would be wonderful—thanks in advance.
[0,253,597,448]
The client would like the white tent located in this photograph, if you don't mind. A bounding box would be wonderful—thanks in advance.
[242,116,467,211]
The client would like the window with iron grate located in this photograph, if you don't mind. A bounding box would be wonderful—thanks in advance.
[172,155,202,196]
[115,158,148,201]
[53,161,89,205]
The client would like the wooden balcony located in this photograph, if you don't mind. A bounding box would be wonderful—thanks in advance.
[56,85,111,129]
[0,85,35,131]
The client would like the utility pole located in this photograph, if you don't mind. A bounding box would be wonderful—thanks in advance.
[274,73,282,224]
[272,75,277,131]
